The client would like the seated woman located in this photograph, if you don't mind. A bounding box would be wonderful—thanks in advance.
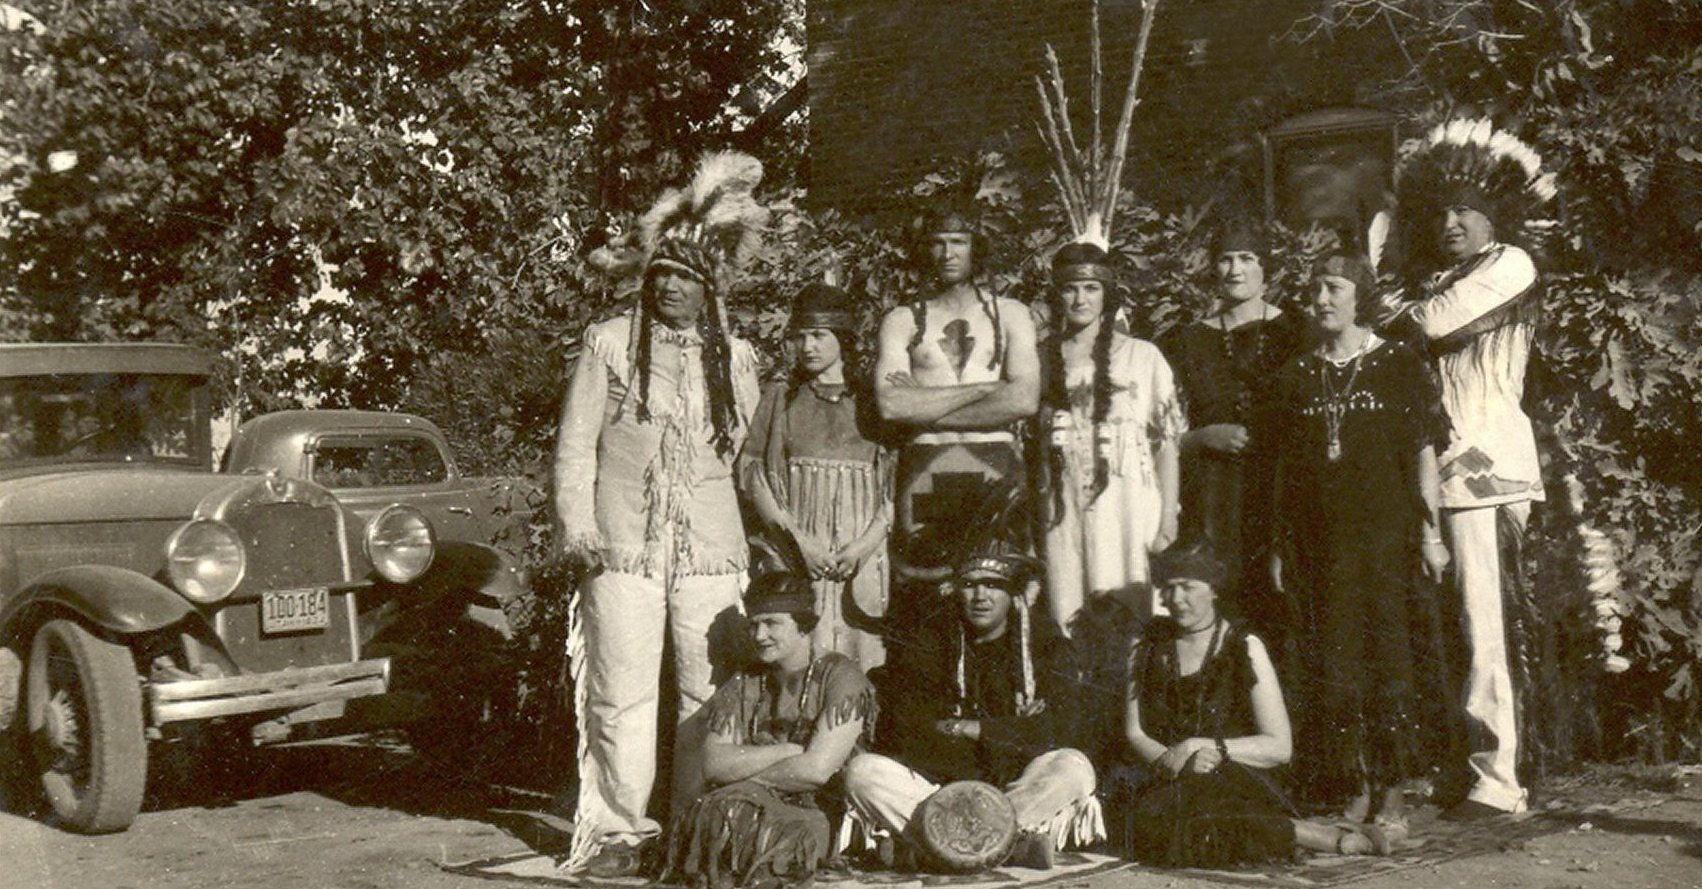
[1115,542,1396,866]
[660,572,876,889]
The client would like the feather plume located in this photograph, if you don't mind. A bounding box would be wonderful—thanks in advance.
[627,150,770,280]
[1034,0,1160,249]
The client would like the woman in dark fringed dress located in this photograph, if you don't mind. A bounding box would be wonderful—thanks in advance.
[1270,252,1454,830]
[661,574,877,889]
[1111,543,1396,866]
[1158,223,1304,654]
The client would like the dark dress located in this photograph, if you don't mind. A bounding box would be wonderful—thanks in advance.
[661,653,875,889]
[1270,338,1453,806]
[1111,619,1298,868]
[1159,314,1305,646]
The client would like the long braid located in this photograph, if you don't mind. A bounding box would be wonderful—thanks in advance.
[981,288,1003,371]
[636,304,655,423]
[700,293,739,460]
[1088,310,1116,501]
[1043,325,1071,527]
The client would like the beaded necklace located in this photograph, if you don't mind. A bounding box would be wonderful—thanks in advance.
[1218,303,1270,418]
[807,380,847,404]
[744,653,820,745]
[1317,337,1372,462]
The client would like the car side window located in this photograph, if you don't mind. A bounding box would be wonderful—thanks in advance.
[312,436,449,487]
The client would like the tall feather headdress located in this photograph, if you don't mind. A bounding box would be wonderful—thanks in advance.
[1394,118,1557,280]
[587,150,771,360]
[1034,0,1160,252]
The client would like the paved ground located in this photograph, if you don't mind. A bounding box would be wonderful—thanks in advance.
[2,740,1700,889]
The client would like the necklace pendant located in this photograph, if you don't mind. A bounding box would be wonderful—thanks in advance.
[1327,433,1342,462]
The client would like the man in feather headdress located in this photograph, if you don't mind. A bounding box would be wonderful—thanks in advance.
[843,485,1101,871]
[554,152,767,873]
[1374,119,1557,820]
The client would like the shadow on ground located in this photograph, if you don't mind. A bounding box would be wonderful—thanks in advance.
[139,731,571,843]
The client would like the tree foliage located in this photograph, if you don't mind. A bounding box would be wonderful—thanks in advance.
[4,0,1700,769]
[1296,0,1702,759]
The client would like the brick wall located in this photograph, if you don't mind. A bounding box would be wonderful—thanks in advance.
[806,0,1362,212]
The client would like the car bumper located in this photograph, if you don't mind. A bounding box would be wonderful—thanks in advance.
[148,658,391,725]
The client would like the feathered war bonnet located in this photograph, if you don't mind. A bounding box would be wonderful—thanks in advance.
[586,151,770,457]
[947,481,1045,709]
[1394,118,1557,281]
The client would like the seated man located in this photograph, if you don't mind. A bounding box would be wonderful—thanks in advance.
[843,534,1101,870]
[660,571,876,889]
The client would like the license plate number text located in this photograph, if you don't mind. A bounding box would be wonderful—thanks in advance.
[261,588,330,634]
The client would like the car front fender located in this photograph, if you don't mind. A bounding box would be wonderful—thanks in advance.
[2,565,196,637]
[426,541,523,639]
[424,541,526,603]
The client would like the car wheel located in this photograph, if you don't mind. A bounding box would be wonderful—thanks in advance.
[25,619,147,833]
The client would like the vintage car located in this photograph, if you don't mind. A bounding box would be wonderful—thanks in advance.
[222,409,532,757]
[0,343,513,834]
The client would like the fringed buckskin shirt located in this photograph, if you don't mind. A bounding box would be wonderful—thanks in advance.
[555,313,762,579]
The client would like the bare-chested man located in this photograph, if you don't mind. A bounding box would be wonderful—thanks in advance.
[874,205,1040,637]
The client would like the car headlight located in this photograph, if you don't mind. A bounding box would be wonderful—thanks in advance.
[365,505,435,583]
[165,519,247,604]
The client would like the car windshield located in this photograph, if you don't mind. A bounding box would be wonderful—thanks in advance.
[312,436,449,488]
[0,373,210,467]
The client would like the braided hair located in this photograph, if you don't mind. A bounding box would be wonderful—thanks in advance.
[636,266,742,460]
[1044,242,1119,524]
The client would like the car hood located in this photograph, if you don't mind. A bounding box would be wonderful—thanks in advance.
[0,467,245,526]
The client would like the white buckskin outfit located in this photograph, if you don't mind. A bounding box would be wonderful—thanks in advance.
[556,151,769,870]
[1400,241,1542,812]
[1383,118,1560,815]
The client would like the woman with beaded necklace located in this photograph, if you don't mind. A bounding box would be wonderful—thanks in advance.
[1038,241,1185,635]
[740,283,892,673]
[1158,222,1305,655]
[1116,542,1398,864]
[1269,251,1452,835]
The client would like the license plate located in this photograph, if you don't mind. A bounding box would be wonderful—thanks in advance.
[261,588,330,634]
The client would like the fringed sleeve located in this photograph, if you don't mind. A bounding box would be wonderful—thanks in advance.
[553,319,624,555]
[705,674,752,744]
[1144,340,1189,445]
[730,336,764,440]
[739,384,789,506]
[812,654,877,746]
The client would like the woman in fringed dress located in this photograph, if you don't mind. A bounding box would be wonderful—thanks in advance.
[661,572,876,889]
[741,283,892,672]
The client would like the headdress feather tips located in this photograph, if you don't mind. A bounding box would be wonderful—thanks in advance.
[1034,0,1161,252]
[1395,117,1556,278]
[639,150,770,283]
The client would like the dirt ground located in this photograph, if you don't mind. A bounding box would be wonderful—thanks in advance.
[3,740,1700,889]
